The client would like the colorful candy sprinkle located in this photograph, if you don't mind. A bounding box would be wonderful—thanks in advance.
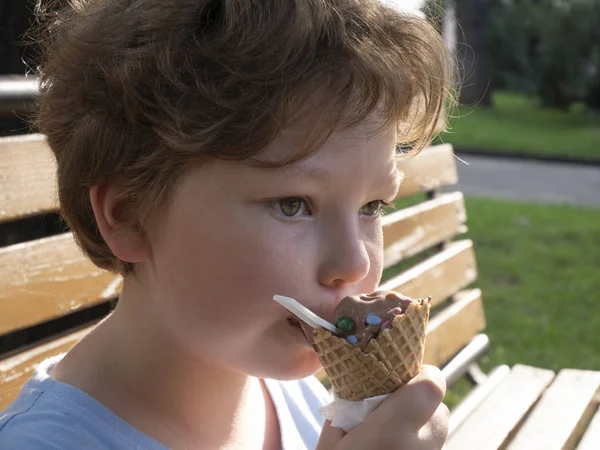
[400,299,412,310]
[392,307,403,315]
[381,319,392,330]
[365,313,382,326]
[337,316,355,332]
[345,335,358,345]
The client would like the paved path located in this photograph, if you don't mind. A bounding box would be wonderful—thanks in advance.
[447,154,600,208]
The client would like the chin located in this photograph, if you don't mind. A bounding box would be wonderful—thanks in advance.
[260,347,323,381]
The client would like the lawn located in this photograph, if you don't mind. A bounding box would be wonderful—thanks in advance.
[382,196,600,408]
[438,91,600,162]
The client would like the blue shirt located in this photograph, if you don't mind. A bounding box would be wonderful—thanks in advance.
[0,355,331,449]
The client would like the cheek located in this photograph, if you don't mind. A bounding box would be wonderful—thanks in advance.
[150,215,323,377]
[150,207,316,338]
[363,222,385,289]
[216,224,323,321]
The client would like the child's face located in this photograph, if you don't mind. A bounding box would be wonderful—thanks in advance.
[141,118,401,380]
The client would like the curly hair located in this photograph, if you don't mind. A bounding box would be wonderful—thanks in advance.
[32,0,453,275]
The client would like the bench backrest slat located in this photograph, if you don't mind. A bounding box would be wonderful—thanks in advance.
[0,233,121,335]
[0,136,459,223]
[425,289,485,366]
[383,192,467,268]
[0,324,95,410]
[380,240,477,308]
[0,134,58,223]
[395,144,458,198]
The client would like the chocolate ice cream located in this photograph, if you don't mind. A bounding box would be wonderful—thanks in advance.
[328,290,414,349]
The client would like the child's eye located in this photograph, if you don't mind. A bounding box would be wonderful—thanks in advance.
[361,200,392,217]
[273,197,310,217]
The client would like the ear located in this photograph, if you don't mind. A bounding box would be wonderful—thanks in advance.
[89,182,151,264]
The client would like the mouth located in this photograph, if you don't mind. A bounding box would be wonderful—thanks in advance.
[287,316,302,328]
[285,316,317,348]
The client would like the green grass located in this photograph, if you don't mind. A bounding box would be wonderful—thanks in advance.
[438,91,600,161]
[384,196,600,408]
[464,197,600,372]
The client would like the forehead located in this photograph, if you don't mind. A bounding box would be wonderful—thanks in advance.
[257,113,398,170]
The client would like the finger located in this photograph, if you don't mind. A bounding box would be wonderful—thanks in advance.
[365,365,447,428]
[403,365,447,426]
[315,420,346,450]
[417,403,451,449]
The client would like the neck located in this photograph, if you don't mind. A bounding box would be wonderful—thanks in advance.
[51,281,279,449]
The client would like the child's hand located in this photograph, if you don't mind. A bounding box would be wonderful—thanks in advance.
[316,366,449,450]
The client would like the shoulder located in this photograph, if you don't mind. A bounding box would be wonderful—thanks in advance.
[0,389,82,449]
[0,356,101,449]
[1,355,166,450]
[0,379,150,450]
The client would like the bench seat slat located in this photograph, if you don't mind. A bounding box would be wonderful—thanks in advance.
[380,239,477,308]
[383,192,467,268]
[0,325,95,410]
[0,233,122,335]
[506,369,600,450]
[0,134,58,223]
[395,144,458,198]
[445,364,556,450]
[577,406,600,450]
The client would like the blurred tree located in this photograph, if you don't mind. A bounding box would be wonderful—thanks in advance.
[426,0,492,106]
[487,0,600,111]
[455,0,492,106]
[0,0,37,75]
[587,49,600,110]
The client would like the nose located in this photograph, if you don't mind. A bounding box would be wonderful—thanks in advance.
[317,220,371,289]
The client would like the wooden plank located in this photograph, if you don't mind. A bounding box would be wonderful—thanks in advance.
[0,233,122,335]
[0,134,58,222]
[315,288,486,385]
[0,325,95,410]
[383,192,467,268]
[424,289,486,367]
[507,369,600,450]
[578,406,600,450]
[380,239,477,308]
[445,365,556,450]
[395,144,458,198]
[448,364,512,436]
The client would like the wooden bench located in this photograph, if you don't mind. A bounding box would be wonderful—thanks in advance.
[1,134,599,449]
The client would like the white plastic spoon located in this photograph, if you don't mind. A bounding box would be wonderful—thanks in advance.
[273,295,341,335]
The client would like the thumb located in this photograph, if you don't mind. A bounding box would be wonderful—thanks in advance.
[316,420,346,450]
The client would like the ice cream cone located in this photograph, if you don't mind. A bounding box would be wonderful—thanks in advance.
[303,296,431,401]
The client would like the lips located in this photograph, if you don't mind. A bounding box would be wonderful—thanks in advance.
[287,316,301,328]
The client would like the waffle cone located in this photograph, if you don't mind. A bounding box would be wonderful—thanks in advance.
[303,297,431,401]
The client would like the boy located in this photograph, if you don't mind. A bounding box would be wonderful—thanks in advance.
[0,0,452,448]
